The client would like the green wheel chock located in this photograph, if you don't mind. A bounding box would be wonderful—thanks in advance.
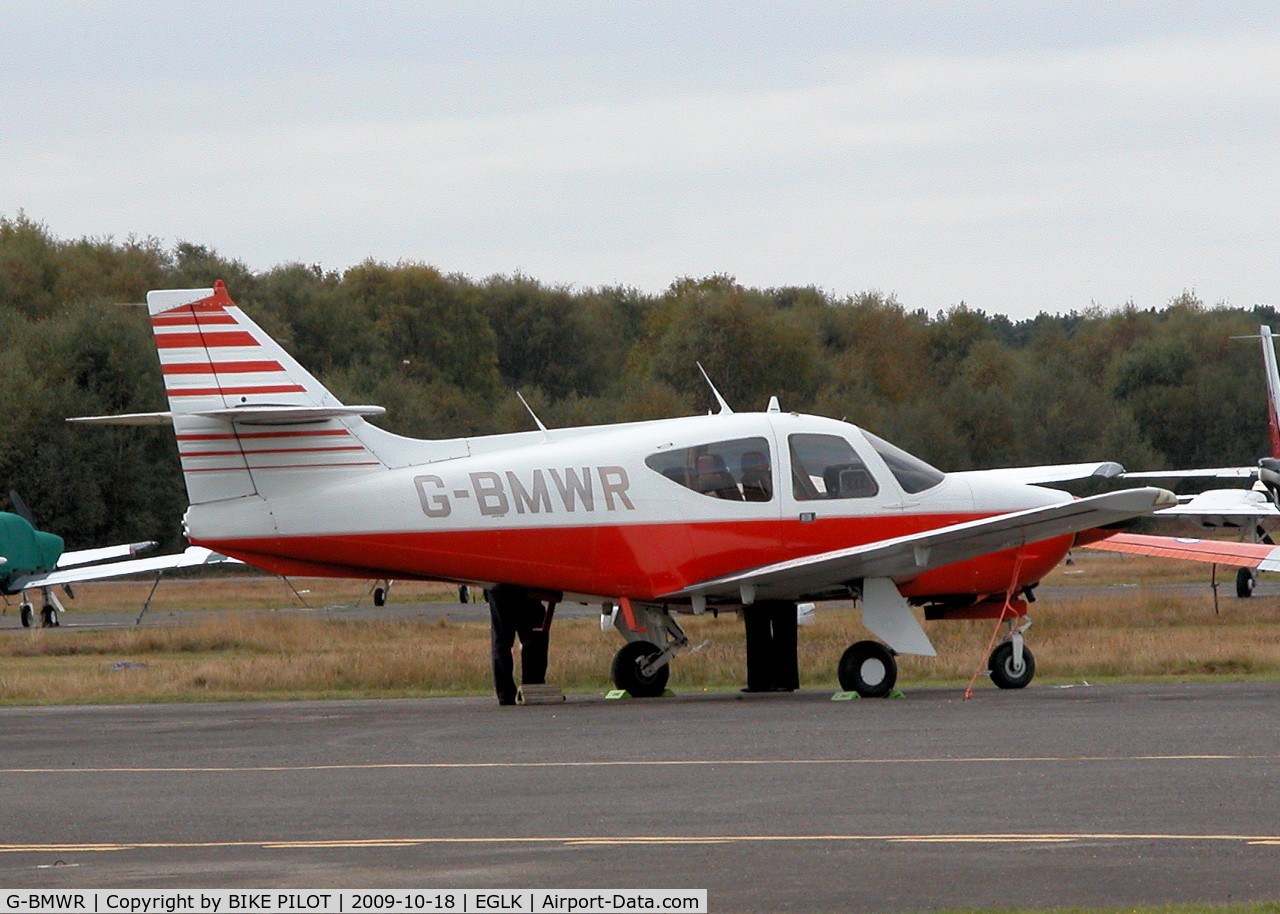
[831,691,860,701]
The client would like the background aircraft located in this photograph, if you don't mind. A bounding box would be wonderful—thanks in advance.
[73,283,1175,696]
[1122,325,1280,596]
[1,491,233,627]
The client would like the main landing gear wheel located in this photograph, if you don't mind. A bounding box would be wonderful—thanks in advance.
[611,640,669,698]
[1236,567,1257,599]
[372,586,387,607]
[989,641,1035,689]
[837,640,897,698]
[40,605,59,628]
[19,603,34,628]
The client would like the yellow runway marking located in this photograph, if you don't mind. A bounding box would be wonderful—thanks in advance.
[3,833,1280,855]
[1,753,1272,775]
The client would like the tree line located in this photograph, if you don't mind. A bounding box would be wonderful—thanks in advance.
[2,212,1275,549]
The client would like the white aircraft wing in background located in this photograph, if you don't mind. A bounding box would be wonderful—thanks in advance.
[956,461,1125,486]
[13,546,239,591]
[57,540,158,569]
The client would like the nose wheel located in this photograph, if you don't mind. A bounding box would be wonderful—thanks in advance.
[611,640,670,697]
[837,640,898,697]
[988,640,1035,689]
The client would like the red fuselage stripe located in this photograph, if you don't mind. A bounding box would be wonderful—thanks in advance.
[196,517,1073,603]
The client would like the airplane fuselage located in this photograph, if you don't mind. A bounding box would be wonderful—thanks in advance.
[186,411,1072,604]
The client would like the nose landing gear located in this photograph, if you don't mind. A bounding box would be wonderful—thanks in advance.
[988,620,1035,689]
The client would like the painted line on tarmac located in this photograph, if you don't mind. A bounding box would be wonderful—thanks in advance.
[3,833,1280,855]
[0,753,1274,775]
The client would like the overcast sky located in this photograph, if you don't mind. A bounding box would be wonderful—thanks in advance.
[3,2,1278,318]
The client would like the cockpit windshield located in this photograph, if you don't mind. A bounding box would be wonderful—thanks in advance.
[861,430,945,494]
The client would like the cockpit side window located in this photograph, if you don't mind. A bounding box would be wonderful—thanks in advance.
[645,437,773,502]
[862,430,945,494]
[788,433,880,500]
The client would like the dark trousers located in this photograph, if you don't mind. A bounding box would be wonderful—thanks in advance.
[742,601,799,691]
[487,585,551,705]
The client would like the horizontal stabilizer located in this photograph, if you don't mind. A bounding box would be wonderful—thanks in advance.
[69,405,385,427]
[68,411,176,426]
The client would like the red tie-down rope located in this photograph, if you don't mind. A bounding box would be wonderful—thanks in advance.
[964,543,1026,700]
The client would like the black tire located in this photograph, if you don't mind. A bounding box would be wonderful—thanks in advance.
[837,640,897,698]
[19,603,33,628]
[373,586,387,607]
[989,641,1035,689]
[611,640,669,698]
[1236,567,1257,599]
[40,605,59,628]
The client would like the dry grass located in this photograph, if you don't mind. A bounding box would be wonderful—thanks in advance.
[2,560,1279,704]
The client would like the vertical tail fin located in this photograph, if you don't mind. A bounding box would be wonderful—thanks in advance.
[147,282,388,504]
[1261,326,1280,460]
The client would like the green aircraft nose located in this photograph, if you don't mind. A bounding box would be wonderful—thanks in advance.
[0,512,65,587]
[34,529,65,573]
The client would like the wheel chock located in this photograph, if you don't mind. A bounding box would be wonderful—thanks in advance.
[516,683,564,705]
[832,689,906,700]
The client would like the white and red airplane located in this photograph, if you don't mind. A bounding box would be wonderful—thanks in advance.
[74,283,1178,696]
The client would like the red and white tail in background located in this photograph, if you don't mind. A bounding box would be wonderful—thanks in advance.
[140,283,463,505]
[1260,325,1280,459]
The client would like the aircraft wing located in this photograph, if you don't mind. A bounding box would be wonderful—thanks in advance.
[1124,467,1257,479]
[12,547,240,590]
[1083,533,1280,571]
[57,540,157,568]
[665,486,1176,602]
[955,461,1125,485]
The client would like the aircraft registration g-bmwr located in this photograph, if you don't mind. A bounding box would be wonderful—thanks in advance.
[73,282,1177,697]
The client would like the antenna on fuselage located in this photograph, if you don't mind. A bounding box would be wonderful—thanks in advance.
[696,362,733,415]
[516,390,551,435]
